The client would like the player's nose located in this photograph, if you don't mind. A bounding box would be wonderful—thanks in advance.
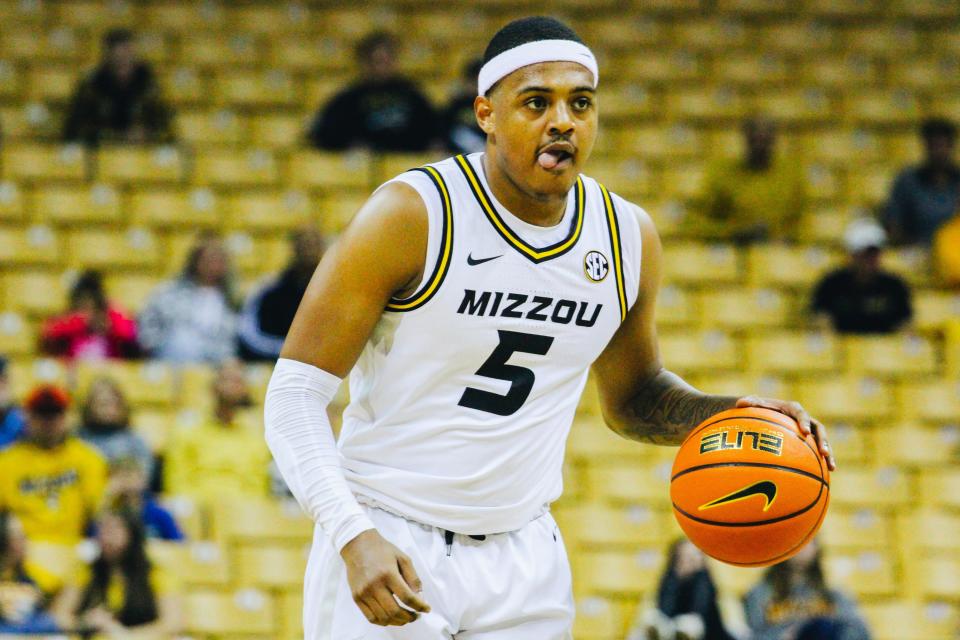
[547,101,575,138]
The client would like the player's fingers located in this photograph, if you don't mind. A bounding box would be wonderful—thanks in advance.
[360,595,392,626]
[396,555,429,600]
[354,599,377,625]
[737,397,812,436]
[372,585,417,626]
[388,571,431,614]
[811,419,837,471]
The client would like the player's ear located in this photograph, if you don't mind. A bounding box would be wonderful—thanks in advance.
[475,95,495,135]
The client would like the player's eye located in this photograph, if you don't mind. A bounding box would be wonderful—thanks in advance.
[572,96,592,111]
[525,96,548,110]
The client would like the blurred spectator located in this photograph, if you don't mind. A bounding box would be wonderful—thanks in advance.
[164,360,269,503]
[63,28,174,146]
[63,509,181,635]
[40,270,139,362]
[307,31,438,151]
[628,538,736,640]
[238,226,326,361]
[78,378,154,482]
[0,511,66,634]
[698,116,805,244]
[0,386,107,544]
[744,540,870,640]
[811,219,912,334]
[104,459,183,542]
[138,234,238,364]
[0,357,26,449]
[934,211,960,286]
[884,118,960,246]
[442,58,485,155]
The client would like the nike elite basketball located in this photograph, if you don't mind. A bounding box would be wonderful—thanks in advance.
[670,407,830,567]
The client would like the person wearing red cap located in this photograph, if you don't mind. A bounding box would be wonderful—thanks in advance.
[0,386,107,544]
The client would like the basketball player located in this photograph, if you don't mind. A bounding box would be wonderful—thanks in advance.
[265,17,836,640]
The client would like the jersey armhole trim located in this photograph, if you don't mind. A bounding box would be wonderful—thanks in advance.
[385,166,454,312]
[599,183,627,323]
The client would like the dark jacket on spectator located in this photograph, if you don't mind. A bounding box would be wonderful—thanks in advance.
[63,62,173,146]
[238,268,309,361]
[308,77,436,151]
[811,267,912,334]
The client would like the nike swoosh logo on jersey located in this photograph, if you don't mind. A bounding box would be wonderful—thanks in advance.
[698,480,778,512]
[467,253,503,266]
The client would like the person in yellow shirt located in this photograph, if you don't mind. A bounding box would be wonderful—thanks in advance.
[0,511,67,633]
[696,116,806,243]
[60,508,182,636]
[164,359,270,504]
[0,386,107,544]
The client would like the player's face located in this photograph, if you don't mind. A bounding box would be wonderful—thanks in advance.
[479,61,597,197]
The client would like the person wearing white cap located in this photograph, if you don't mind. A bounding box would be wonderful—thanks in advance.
[266,16,835,639]
[811,218,913,334]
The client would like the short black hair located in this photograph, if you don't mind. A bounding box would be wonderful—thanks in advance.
[103,28,133,50]
[921,117,957,142]
[356,31,398,62]
[483,16,583,65]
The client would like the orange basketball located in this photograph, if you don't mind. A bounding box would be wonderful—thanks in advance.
[670,407,830,567]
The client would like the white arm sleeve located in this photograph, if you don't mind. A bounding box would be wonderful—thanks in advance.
[264,357,375,552]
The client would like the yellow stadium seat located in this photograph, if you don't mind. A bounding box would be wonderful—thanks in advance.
[583,158,657,200]
[801,55,880,89]
[67,228,161,271]
[920,469,960,509]
[212,497,313,543]
[0,181,26,222]
[216,71,298,109]
[559,504,670,548]
[0,1,45,26]
[662,243,740,285]
[193,149,279,188]
[659,330,739,373]
[673,19,748,50]
[230,4,314,35]
[26,542,80,581]
[715,53,789,85]
[845,24,918,55]
[655,284,698,328]
[304,76,351,112]
[794,376,894,423]
[55,1,134,28]
[225,232,288,276]
[129,187,221,229]
[636,0,702,12]
[830,466,910,509]
[913,290,960,331]
[843,335,937,378]
[141,2,226,30]
[584,462,672,508]
[160,67,208,107]
[745,332,839,375]
[4,271,67,317]
[708,560,765,598]
[753,88,834,125]
[566,417,647,463]
[619,49,705,83]
[97,145,183,185]
[862,601,960,640]
[761,22,839,54]
[250,113,306,151]
[892,0,960,19]
[715,0,792,14]
[279,591,304,640]
[234,544,308,590]
[899,379,960,422]
[179,35,260,68]
[617,124,703,161]
[33,183,122,225]
[572,596,624,640]
[797,205,853,245]
[225,190,312,232]
[2,144,87,182]
[824,550,897,598]
[0,313,35,355]
[806,0,879,19]
[287,150,373,191]
[825,423,872,466]
[819,507,891,550]
[184,589,276,636]
[802,128,885,166]
[177,109,247,147]
[746,244,842,288]
[888,57,959,92]
[105,274,161,314]
[899,509,960,554]
[0,225,61,266]
[6,358,68,399]
[270,36,351,73]
[574,549,664,597]
[3,27,86,64]
[919,556,960,600]
[698,287,791,329]
[670,86,746,122]
[377,153,446,183]
[694,373,790,401]
[883,131,924,166]
[846,89,922,126]
[876,422,959,467]
[847,166,893,206]
[131,408,174,454]
[0,60,23,101]
[0,103,58,140]
[27,66,77,103]
[597,84,660,122]
[148,540,230,587]
[883,247,932,287]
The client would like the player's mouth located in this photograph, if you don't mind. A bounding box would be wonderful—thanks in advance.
[537,142,576,172]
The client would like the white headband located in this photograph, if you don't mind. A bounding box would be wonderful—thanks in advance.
[477,39,598,96]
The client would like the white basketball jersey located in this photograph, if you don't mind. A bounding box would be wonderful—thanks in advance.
[339,152,642,535]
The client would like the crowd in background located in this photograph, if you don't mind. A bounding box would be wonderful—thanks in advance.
[5,19,960,639]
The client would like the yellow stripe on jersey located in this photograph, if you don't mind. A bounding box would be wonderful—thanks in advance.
[386,166,454,312]
[599,183,627,323]
[455,155,584,263]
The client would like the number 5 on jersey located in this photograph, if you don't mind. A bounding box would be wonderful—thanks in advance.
[458,330,555,416]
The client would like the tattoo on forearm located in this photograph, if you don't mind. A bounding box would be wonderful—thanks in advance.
[622,369,737,445]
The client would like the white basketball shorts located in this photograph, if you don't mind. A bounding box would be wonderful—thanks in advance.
[303,503,574,639]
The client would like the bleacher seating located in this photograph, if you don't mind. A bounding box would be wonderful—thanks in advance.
[1,0,958,638]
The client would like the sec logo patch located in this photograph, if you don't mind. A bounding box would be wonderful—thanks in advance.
[584,251,609,282]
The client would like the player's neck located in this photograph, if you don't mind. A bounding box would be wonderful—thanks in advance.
[481,153,567,227]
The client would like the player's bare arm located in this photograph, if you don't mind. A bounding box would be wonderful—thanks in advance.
[279,183,432,626]
[592,206,836,470]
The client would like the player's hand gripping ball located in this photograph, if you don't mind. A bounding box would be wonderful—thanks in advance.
[670,407,830,567]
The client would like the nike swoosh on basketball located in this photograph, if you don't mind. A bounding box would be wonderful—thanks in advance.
[698,480,778,512]
[467,253,502,266]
